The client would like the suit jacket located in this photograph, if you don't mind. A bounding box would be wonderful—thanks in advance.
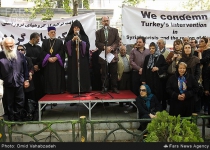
[117,54,132,80]
[95,26,120,64]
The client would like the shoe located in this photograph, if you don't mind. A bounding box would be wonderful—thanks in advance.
[112,88,119,94]
[52,103,57,106]
[204,111,208,115]
[70,103,76,106]
[104,102,109,106]
[119,102,123,107]
[101,89,106,94]
[207,125,210,128]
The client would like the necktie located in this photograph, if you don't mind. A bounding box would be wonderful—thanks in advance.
[104,28,108,40]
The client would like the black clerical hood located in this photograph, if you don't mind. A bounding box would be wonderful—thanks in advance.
[66,20,87,38]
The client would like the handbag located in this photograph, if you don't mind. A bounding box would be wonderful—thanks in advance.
[155,56,168,79]
[167,60,176,74]
[157,71,168,79]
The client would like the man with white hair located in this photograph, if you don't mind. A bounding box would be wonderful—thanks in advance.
[156,38,170,110]
[0,37,29,121]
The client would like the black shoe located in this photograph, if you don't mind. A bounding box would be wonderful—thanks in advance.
[70,103,76,106]
[207,125,210,128]
[119,102,123,107]
[52,103,57,106]
[112,88,119,94]
[104,102,109,106]
[101,89,107,94]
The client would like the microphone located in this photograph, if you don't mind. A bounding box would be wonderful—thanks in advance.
[76,30,80,35]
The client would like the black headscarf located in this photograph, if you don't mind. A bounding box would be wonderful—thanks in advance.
[65,20,89,44]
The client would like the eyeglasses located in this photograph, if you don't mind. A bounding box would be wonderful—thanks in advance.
[139,89,146,92]
[17,49,25,51]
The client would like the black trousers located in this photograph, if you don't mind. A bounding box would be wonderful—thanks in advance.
[131,70,142,96]
[100,62,118,89]
[4,86,25,121]
[118,72,132,90]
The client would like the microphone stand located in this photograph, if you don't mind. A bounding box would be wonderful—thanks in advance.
[73,34,86,98]
[90,27,113,99]
[102,39,113,98]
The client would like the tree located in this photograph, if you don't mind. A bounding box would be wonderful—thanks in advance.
[182,0,210,11]
[122,0,146,7]
[25,0,90,20]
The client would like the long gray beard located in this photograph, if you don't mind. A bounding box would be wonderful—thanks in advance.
[4,49,17,60]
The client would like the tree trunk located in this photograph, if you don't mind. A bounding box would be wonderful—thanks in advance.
[73,0,78,16]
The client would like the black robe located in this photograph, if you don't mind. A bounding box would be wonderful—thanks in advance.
[41,38,66,94]
[142,54,168,102]
[64,34,91,93]
[24,43,45,101]
[166,73,199,117]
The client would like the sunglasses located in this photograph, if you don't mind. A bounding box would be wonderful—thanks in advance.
[139,89,146,92]
[18,49,25,51]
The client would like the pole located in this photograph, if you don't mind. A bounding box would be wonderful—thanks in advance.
[73,32,86,98]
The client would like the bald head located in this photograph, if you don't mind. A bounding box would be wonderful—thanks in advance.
[119,45,126,56]
[157,38,166,50]
[101,16,110,27]
[3,37,15,52]
[2,37,17,60]
[183,37,190,44]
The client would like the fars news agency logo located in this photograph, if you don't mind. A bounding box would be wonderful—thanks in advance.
[163,144,210,149]
[3,8,31,23]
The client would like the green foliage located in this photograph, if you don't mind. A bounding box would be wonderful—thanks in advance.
[24,0,89,20]
[144,111,204,142]
[182,0,210,11]
[122,0,145,7]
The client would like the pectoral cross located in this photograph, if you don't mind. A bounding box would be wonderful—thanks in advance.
[50,48,53,54]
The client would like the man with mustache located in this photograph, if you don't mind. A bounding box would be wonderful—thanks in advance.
[95,16,120,94]
[0,37,29,121]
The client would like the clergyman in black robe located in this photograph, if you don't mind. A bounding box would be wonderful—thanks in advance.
[64,20,91,94]
[24,32,45,101]
[41,26,66,94]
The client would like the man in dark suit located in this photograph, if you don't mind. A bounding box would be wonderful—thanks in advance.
[95,16,120,94]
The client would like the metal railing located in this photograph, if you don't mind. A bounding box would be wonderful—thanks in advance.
[0,114,209,142]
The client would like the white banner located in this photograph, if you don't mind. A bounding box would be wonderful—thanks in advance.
[122,5,210,47]
[0,12,96,50]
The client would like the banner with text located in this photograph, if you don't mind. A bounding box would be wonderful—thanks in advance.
[122,5,210,47]
[0,12,96,50]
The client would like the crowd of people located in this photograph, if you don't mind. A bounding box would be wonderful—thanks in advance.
[0,16,209,131]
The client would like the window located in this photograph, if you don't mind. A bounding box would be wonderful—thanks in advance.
[78,0,83,8]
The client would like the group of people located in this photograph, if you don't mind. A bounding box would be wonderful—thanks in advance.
[0,15,209,129]
[134,36,210,130]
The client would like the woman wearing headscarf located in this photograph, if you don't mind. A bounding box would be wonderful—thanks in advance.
[64,20,91,94]
[142,42,168,103]
[179,43,200,81]
[178,43,201,113]
[166,62,199,117]
[136,84,162,130]
[166,39,183,77]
